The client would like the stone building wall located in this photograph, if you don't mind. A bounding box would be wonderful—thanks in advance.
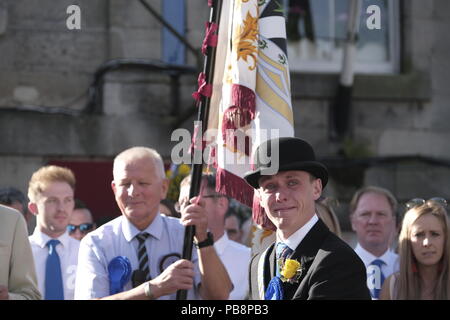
[0,0,449,230]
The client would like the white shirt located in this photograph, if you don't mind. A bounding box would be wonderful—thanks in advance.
[29,229,80,300]
[74,214,201,300]
[277,214,319,250]
[255,214,319,299]
[214,233,251,300]
[354,244,399,277]
[354,243,399,299]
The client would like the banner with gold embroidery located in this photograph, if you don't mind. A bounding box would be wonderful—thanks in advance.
[207,0,294,229]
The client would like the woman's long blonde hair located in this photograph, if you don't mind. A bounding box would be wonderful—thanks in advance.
[396,202,450,299]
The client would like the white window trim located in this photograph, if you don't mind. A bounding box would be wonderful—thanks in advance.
[284,0,400,75]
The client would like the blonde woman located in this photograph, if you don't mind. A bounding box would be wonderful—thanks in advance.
[380,199,450,299]
[316,197,342,238]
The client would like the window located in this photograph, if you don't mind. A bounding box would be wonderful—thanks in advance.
[162,0,186,65]
[283,0,400,74]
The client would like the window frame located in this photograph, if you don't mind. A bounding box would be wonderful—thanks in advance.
[283,0,401,74]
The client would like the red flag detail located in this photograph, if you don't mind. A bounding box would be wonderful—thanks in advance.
[221,84,255,157]
[202,22,219,55]
[216,167,254,207]
[252,193,276,231]
[192,72,213,103]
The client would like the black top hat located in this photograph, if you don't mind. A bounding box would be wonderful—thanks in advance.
[243,137,328,189]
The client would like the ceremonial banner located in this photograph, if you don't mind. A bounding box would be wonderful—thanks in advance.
[207,0,295,229]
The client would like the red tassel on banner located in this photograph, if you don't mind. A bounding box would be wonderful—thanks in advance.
[217,167,275,232]
[221,84,256,156]
[216,167,254,207]
[222,85,256,131]
[231,84,256,113]
[252,193,277,231]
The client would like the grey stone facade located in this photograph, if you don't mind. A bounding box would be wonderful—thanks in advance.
[0,0,449,230]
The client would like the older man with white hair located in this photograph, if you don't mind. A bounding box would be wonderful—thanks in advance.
[75,146,231,300]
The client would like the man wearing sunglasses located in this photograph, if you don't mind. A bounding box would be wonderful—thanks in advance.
[68,199,96,241]
[177,174,251,300]
[349,186,400,300]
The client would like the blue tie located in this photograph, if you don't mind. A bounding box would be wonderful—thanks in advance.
[45,239,64,300]
[368,259,385,299]
[275,242,293,277]
[265,242,293,300]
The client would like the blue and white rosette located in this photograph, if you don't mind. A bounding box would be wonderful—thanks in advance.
[108,256,132,295]
[264,276,284,300]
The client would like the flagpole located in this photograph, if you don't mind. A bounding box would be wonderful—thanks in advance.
[176,0,223,300]
[330,0,362,141]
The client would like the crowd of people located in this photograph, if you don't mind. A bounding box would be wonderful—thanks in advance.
[0,137,449,300]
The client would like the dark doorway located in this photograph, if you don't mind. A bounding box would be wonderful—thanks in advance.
[48,159,120,226]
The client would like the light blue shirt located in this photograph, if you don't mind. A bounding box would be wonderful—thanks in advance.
[74,214,201,299]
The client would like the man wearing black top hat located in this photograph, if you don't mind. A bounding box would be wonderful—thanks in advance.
[245,137,370,300]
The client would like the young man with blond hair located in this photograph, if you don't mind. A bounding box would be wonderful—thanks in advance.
[28,165,79,300]
[245,137,370,300]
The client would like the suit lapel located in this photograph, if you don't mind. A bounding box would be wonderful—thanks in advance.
[252,219,331,300]
[283,219,330,299]
[263,243,275,298]
[291,218,329,260]
[268,242,276,279]
[252,243,275,299]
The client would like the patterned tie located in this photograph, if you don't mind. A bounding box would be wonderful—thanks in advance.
[368,259,386,299]
[136,232,150,280]
[45,239,64,300]
[275,242,293,277]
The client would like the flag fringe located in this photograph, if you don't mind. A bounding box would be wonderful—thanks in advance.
[216,167,254,207]
[252,193,276,231]
[217,167,276,231]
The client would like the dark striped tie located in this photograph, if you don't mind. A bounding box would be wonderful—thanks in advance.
[136,232,150,280]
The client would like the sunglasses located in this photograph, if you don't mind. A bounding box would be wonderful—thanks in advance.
[67,223,94,234]
[405,197,448,210]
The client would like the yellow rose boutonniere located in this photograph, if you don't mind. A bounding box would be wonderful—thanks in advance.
[280,259,303,284]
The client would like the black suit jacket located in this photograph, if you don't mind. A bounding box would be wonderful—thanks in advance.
[249,218,371,300]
